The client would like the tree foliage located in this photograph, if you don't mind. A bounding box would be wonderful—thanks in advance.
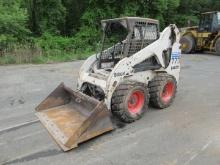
[25,0,66,35]
[0,0,30,50]
[0,0,220,62]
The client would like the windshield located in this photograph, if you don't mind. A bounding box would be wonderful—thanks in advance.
[98,21,128,68]
[102,22,128,50]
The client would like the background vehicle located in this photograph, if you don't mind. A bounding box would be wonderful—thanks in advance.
[181,11,220,55]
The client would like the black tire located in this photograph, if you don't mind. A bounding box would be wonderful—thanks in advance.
[215,38,220,55]
[111,81,149,123]
[180,35,195,54]
[149,73,177,109]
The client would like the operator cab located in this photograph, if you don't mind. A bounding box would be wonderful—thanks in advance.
[98,17,160,69]
[199,11,220,32]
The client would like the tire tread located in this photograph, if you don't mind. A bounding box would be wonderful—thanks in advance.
[111,81,149,123]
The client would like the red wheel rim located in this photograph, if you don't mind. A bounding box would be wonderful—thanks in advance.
[161,81,174,103]
[127,90,144,114]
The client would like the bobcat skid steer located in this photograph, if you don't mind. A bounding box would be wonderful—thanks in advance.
[36,17,181,151]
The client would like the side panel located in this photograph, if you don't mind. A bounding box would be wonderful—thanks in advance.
[164,43,181,82]
[181,31,197,39]
[196,32,212,50]
[77,54,98,89]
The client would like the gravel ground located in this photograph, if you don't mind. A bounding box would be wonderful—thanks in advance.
[0,54,220,165]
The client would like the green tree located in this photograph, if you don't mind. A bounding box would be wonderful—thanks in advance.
[0,0,30,50]
[163,0,180,26]
[26,0,66,35]
[61,0,87,36]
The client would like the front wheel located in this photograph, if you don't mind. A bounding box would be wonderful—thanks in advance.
[111,81,149,123]
[149,73,177,109]
[180,35,195,54]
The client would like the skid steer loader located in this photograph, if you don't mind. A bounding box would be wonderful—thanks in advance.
[36,17,181,151]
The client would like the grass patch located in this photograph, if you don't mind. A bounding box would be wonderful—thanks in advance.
[0,51,94,65]
[0,33,98,65]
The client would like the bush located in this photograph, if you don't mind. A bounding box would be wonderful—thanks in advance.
[73,26,101,51]
[35,33,75,52]
[0,55,16,64]
[0,34,18,52]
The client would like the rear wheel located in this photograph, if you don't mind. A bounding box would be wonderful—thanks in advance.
[149,73,177,109]
[111,81,149,123]
[215,38,220,55]
[180,35,195,54]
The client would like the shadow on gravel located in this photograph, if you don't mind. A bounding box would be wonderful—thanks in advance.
[2,149,62,165]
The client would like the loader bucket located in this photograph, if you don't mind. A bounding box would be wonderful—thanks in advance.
[35,83,113,151]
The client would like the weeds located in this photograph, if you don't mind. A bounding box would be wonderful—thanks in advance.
[0,33,95,65]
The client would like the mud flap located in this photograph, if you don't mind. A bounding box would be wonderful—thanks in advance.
[35,83,113,151]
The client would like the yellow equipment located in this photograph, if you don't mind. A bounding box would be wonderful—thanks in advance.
[181,11,220,55]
